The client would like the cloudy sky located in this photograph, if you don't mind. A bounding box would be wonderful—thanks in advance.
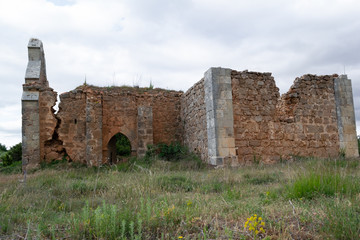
[0,0,359,148]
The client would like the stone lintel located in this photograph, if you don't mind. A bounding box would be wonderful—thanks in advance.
[22,91,39,101]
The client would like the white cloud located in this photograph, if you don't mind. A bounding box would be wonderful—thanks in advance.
[0,0,360,146]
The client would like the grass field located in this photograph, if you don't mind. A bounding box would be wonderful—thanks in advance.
[1,156,360,239]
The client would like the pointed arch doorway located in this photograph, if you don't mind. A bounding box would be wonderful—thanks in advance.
[107,132,132,164]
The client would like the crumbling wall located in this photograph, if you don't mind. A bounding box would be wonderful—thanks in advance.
[56,89,87,163]
[275,74,340,158]
[44,86,183,164]
[231,70,341,163]
[181,79,208,160]
[39,88,59,161]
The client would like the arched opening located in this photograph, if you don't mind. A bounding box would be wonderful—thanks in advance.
[107,133,131,164]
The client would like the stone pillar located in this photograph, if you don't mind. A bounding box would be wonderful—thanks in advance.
[22,91,40,168]
[85,93,103,166]
[137,106,153,157]
[334,75,359,157]
[22,39,48,169]
[204,67,238,166]
[25,38,48,86]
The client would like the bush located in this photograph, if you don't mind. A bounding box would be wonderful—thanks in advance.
[358,135,360,155]
[0,143,21,167]
[0,143,6,152]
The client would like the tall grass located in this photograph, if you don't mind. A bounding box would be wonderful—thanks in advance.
[285,170,360,200]
[1,156,360,239]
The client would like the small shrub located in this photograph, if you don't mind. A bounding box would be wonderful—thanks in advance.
[158,142,185,161]
[147,143,187,161]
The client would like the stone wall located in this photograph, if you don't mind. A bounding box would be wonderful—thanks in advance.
[43,86,183,165]
[151,91,183,145]
[39,88,58,161]
[276,74,340,159]
[231,70,280,162]
[181,78,208,161]
[231,70,343,163]
[56,89,87,163]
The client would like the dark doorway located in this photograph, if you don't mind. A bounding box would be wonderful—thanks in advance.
[107,133,131,164]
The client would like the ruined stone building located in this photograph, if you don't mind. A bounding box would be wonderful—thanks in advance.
[22,38,359,169]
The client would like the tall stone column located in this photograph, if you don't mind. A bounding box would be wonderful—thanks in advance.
[22,39,48,169]
[204,68,238,166]
[137,106,153,157]
[85,93,103,166]
[334,75,359,157]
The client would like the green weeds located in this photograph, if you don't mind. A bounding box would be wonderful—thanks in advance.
[285,170,360,200]
[1,157,360,239]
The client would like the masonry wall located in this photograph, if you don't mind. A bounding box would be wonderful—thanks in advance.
[39,88,58,161]
[56,89,87,163]
[43,86,183,165]
[151,91,183,145]
[231,70,280,162]
[276,74,340,159]
[231,70,341,163]
[181,78,208,161]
